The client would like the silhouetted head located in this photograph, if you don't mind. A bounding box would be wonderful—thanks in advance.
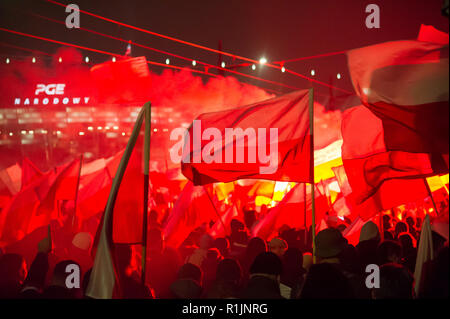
[213,237,230,257]
[315,228,348,259]
[398,232,415,253]
[216,258,242,285]
[250,252,283,279]
[177,263,202,284]
[377,240,402,265]
[372,263,414,299]
[268,237,288,257]
[359,221,380,243]
[245,237,267,259]
[395,221,407,238]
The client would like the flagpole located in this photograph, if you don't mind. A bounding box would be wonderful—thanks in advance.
[86,107,145,299]
[309,87,316,263]
[72,154,83,232]
[303,182,307,245]
[204,185,228,237]
[423,178,439,214]
[141,102,151,285]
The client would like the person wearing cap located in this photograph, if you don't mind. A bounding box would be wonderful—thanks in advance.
[314,228,370,299]
[268,237,288,258]
[240,252,284,299]
[315,228,348,263]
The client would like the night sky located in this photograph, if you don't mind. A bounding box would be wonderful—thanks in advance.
[0,0,448,96]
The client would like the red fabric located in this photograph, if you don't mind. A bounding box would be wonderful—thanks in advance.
[341,106,437,206]
[163,182,217,248]
[332,162,429,222]
[112,127,145,244]
[90,56,151,104]
[0,171,53,244]
[36,159,81,212]
[417,24,449,45]
[67,167,112,223]
[252,183,329,240]
[21,158,43,190]
[347,39,448,162]
[182,90,312,185]
[30,159,81,234]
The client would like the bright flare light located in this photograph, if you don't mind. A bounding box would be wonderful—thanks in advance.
[6,58,10,64]
[310,69,315,76]
[32,57,36,63]
[337,73,341,79]
[192,60,196,66]
[112,57,116,62]
[281,66,286,73]
[259,57,267,64]
[58,57,62,63]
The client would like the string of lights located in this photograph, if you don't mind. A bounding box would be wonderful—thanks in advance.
[0,27,214,76]
[25,13,294,92]
[45,0,353,94]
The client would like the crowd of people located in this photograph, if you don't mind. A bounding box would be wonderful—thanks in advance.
[0,205,448,299]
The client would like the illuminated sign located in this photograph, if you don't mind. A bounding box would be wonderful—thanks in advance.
[13,83,91,106]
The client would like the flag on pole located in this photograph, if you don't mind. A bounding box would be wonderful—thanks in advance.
[86,102,151,299]
[347,38,448,165]
[341,105,434,208]
[414,214,434,296]
[162,181,217,248]
[181,89,313,185]
[251,183,329,240]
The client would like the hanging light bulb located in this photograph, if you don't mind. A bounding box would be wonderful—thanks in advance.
[165,58,170,65]
[58,57,62,63]
[6,58,10,64]
[221,61,226,68]
[192,60,196,66]
[281,66,286,73]
[251,64,256,70]
[85,56,90,63]
[112,57,116,62]
[32,57,36,63]
[310,69,315,76]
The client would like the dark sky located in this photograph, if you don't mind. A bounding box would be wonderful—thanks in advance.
[0,0,448,95]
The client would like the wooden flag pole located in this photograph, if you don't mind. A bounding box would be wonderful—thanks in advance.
[141,102,151,285]
[72,154,83,232]
[303,182,307,245]
[309,87,316,263]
